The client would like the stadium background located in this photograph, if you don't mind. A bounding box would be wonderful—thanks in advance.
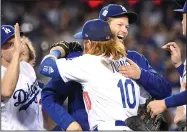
[1,0,186,94]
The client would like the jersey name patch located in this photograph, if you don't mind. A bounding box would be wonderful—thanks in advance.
[110,57,128,73]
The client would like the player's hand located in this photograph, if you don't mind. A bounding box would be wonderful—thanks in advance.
[50,41,82,57]
[118,58,141,80]
[66,121,82,131]
[174,106,185,124]
[147,100,167,118]
[162,42,182,68]
[14,23,24,56]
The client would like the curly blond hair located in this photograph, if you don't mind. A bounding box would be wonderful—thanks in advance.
[86,38,127,60]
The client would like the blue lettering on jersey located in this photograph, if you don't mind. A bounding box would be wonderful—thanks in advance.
[13,80,40,111]
[110,57,127,73]
[118,79,136,109]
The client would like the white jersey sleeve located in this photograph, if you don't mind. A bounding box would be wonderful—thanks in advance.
[182,60,186,83]
[55,56,89,83]
[1,66,7,107]
[1,66,6,79]
[179,60,186,115]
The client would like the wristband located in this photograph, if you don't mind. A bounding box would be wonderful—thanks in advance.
[50,50,62,58]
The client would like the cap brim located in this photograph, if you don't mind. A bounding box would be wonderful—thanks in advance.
[74,32,84,39]
[111,12,138,24]
[173,9,185,13]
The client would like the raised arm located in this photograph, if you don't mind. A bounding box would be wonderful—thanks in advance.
[1,24,23,99]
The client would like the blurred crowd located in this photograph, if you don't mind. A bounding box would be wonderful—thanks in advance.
[2,0,186,92]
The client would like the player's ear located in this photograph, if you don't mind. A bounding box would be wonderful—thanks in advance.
[87,40,92,50]
[87,40,91,44]
[83,39,91,53]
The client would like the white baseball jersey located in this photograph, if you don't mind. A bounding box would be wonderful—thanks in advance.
[56,54,141,130]
[179,60,186,115]
[180,60,186,85]
[1,61,44,130]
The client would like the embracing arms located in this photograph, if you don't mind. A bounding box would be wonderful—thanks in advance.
[119,50,172,99]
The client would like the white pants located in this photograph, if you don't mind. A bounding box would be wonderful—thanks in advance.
[92,120,132,131]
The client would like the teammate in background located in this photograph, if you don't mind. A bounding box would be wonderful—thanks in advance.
[39,19,142,130]
[40,4,173,130]
[1,24,44,130]
[147,2,186,122]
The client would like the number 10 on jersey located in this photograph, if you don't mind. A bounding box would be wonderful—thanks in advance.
[118,79,136,109]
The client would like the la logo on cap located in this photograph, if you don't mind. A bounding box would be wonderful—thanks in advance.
[2,27,11,34]
[85,34,88,37]
[106,36,110,40]
[102,10,108,16]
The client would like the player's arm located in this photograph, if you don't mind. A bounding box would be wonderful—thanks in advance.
[38,41,82,78]
[137,56,172,99]
[1,24,23,99]
[147,90,187,118]
[165,90,187,108]
[128,51,172,99]
[38,50,62,78]
[162,42,183,76]
[41,78,82,130]
[162,42,185,82]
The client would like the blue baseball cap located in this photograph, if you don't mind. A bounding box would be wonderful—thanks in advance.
[98,4,138,24]
[173,2,187,13]
[1,25,23,45]
[74,19,112,41]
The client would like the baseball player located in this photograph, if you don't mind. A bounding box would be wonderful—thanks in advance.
[147,1,186,120]
[1,24,44,130]
[98,4,172,100]
[39,19,142,130]
[40,4,173,131]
